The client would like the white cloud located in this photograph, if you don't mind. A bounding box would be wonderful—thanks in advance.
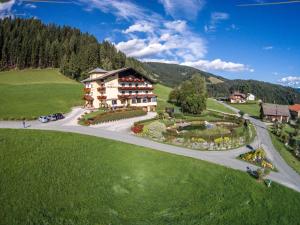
[141,58,179,64]
[205,12,229,33]
[164,20,187,33]
[123,22,154,33]
[0,0,15,18]
[25,3,37,9]
[263,46,273,50]
[158,0,205,20]
[278,76,300,87]
[181,59,253,72]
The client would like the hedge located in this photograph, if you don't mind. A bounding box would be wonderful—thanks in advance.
[82,108,147,125]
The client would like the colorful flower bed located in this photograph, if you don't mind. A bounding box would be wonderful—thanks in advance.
[240,148,274,169]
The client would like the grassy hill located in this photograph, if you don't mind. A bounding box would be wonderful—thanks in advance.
[1,128,300,225]
[0,69,83,120]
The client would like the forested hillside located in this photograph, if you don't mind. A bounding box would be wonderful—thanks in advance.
[144,62,226,86]
[145,62,300,105]
[0,18,153,80]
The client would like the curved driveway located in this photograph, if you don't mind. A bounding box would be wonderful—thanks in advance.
[1,104,300,193]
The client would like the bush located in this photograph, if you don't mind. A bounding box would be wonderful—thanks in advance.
[143,121,166,141]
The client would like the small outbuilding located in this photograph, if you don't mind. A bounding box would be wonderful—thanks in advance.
[246,93,255,101]
[261,103,290,123]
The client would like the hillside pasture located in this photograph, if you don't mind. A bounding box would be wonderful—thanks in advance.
[0,69,83,120]
[229,102,261,118]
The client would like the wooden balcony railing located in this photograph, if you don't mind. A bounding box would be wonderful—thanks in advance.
[118,94,156,99]
[97,87,106,91]
[97,96,107,100]
[118,77,145,83]
[83,88,91,93]
[118,86,153,91]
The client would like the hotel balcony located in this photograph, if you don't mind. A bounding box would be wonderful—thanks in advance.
[97,96,107,100]
[118,77,145,83]
[118,94,156,99]
[97,86,106,91]
[83,88,91,93]
[118,86,153,91]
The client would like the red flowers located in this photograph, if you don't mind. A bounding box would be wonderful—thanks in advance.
[131,124,144,134]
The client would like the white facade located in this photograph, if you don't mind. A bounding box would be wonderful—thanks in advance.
[82,68,157,111]
[246,93,255,101]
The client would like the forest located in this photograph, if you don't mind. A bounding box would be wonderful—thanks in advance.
[0,17,153,80]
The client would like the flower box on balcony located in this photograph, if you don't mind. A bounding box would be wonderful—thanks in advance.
[83,88,91,93]
[97,96,107,100]
[97,87,106,91]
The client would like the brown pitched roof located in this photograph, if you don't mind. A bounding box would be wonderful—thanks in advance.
[289,104,300,112]
[229,92,246,99]
[262,103,290,117]
[81,67,155,83]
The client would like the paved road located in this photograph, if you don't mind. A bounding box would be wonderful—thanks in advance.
[1,105,300,193]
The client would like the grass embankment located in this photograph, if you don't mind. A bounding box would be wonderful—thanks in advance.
[229,102,260,118]
[269,131,300,174]
[1,129,300,225]
[207,98,235,114]
[0,69,83,120]
[154,83,235,114]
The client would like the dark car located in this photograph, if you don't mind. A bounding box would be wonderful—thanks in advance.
[54,113,64,120]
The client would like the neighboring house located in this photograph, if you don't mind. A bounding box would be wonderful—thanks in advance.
[289,104,300,119]
[229,92,246,103]
[81,67,157,111]
[246,93,255,101]
[261,103,290,123]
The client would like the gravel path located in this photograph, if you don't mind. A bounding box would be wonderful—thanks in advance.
[1,105,300,193]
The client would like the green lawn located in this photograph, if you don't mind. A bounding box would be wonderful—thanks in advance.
[154,84,235,114]
[269,131,300,174]
[229,102,260,117]
[1,129,300,225]
[0,69,83,120]
[207,98,235,114]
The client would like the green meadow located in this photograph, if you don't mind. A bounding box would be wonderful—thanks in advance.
[154,83,235,114]
[229,102,261,118]
[0,69,83,120]
[1,129,300,225]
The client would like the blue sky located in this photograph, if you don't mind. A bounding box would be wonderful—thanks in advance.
[1,0,300,87]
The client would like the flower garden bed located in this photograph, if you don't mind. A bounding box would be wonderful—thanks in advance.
[240,148,275,170]
[132,111,255,151]
[79,108,147,125]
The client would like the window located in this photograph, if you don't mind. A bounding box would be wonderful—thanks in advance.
[129,91,132,95]
[152,97,157,102]
[122,91,125,94]
[122,83,125,87]
[135,91,138,94]
[129,83,132,87]
[145,83,148,87]
[137,98,141,103]
[112,100,117,105]
[132,98,137,104]
[143,98,147,103]
[91,84,93,88]
[135,83,138,87]
[145,91,148,94]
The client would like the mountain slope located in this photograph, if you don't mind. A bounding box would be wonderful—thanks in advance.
[145,62,300,105]
[144,62,226,87]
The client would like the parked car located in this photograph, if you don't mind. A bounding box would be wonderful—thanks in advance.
[38,116,49,123]
[47,114,57,121]
[54,113,64,120]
